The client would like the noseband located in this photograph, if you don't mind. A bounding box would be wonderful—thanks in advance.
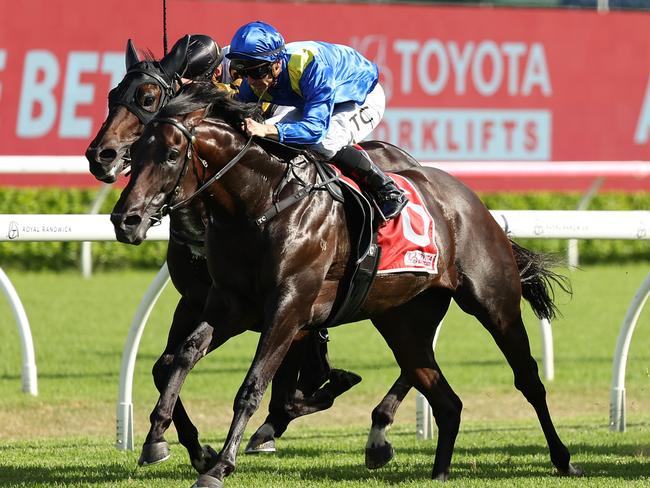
[149,116,254,223]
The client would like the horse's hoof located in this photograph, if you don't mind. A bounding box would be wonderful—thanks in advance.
[558,463,584,477]
[244,436,276,454]
[245,424,276,454]
[191,444,219,474]
[138,441,170,466]
[433,472,450,482]
[365,442,394,469]
[191,474,223,488]
[329,369,362,394]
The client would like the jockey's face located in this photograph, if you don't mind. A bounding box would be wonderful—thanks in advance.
[211,64,224,84]
[246,60,282,92]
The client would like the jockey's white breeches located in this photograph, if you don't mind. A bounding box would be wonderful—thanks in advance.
[266,83,386,158]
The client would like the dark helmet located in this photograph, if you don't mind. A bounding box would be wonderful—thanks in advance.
[184,34,223,80]
[226,21,285,63]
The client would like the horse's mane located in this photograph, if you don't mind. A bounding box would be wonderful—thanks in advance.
[158,82,264,128]
[142,50,157,62]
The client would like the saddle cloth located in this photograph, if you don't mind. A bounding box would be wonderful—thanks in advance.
[336,170,440,275]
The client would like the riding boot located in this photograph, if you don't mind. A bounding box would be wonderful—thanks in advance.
[331,145,408,220]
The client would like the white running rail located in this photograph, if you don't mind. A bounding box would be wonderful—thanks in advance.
[0,211,647,448]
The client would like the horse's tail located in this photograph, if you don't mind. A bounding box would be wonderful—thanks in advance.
[510,239,572,321]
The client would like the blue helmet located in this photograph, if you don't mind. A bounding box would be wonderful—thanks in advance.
[226,21,285,63]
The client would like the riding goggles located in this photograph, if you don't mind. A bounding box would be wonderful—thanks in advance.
[230,60,273,80]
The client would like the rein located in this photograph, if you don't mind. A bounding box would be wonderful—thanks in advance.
[149,116,254,222]
[148,115,339,227]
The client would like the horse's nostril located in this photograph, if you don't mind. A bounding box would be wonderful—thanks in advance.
[99,148,118,163]
[124,215,142,227]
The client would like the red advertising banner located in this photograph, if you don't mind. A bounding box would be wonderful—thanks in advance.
[1,0,649,164]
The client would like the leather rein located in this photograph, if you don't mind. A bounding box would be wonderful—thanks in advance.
[149,115,254,224]
[148,116,338,227]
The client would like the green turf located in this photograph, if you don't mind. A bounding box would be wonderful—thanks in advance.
[0,423,648,487]
[0,264,649,486]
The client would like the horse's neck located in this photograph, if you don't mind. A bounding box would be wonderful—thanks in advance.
[169,200,207,244]
[201,131,306,224]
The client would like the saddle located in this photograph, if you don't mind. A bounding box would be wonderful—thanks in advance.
[253,138,380,328]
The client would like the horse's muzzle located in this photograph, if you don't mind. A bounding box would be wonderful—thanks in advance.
[86,145,126,183]
[111,211,146,245]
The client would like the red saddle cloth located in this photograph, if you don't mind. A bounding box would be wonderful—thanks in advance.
[336,170,439,275]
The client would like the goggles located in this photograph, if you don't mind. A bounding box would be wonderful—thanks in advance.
[231,60,273,80]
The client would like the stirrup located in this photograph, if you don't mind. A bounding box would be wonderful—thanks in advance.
[377,190,408,221]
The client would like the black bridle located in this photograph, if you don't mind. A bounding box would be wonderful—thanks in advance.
[109,62,181,125]
[147,114,338,228]
[148,115,254,224]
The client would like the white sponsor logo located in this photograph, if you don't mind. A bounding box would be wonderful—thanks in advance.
[7,223,72,236]
[352,37,552,100]
[634,75,650,145]
[0,49,6,108]
[373,109,550,160]
[7,221,19,240]
[352,37,553,160]
[404,250,435,268]
[16,50,124,139]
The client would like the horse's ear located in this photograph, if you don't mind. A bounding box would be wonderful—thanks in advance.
[187,105,211,130]
[125,39,140,69]
[161,35,190,77]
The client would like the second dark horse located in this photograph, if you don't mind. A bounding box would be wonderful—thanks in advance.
[86,38,389,471]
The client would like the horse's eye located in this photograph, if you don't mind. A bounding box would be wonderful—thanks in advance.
[167,148,180,162]
[142,95,156,108]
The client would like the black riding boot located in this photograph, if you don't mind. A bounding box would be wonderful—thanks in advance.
[331,145,408,220]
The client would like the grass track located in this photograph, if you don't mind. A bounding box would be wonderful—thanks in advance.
[0,264,649,486]
[1,422,648,487]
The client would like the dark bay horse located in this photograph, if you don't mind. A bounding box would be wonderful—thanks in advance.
[111,83,581,487]
[85,38,377,470]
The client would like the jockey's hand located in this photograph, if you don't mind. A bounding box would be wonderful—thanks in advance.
[243,118,278,140]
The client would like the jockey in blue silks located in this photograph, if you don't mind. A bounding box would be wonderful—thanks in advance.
[226,21,408,221]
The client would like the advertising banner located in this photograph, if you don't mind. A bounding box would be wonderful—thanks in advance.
[0,1,648,183]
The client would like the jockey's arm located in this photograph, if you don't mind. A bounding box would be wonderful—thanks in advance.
[273,62,335,144]
[244,118,279,139]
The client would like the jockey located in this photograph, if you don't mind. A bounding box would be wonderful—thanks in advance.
[183,34,278,114]
[183,34,237,89]
[225,21,408,221]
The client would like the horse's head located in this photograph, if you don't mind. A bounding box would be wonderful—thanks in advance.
[111,83,266,244]
[86,37,189,183]
[110,111,205,244]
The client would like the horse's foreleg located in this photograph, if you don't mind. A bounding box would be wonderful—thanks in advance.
[193,286,317,488]
[144,320,216,448]
[365,373,411,469]
[196,329,299,487]
[148,355,217,473]
[141,297,216,472]
[244,330,308,454]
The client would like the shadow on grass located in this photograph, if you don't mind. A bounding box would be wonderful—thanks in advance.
[236,450,649,483]
[0,463,192,486]
[0,441,647,486]
[268,429,649,482]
